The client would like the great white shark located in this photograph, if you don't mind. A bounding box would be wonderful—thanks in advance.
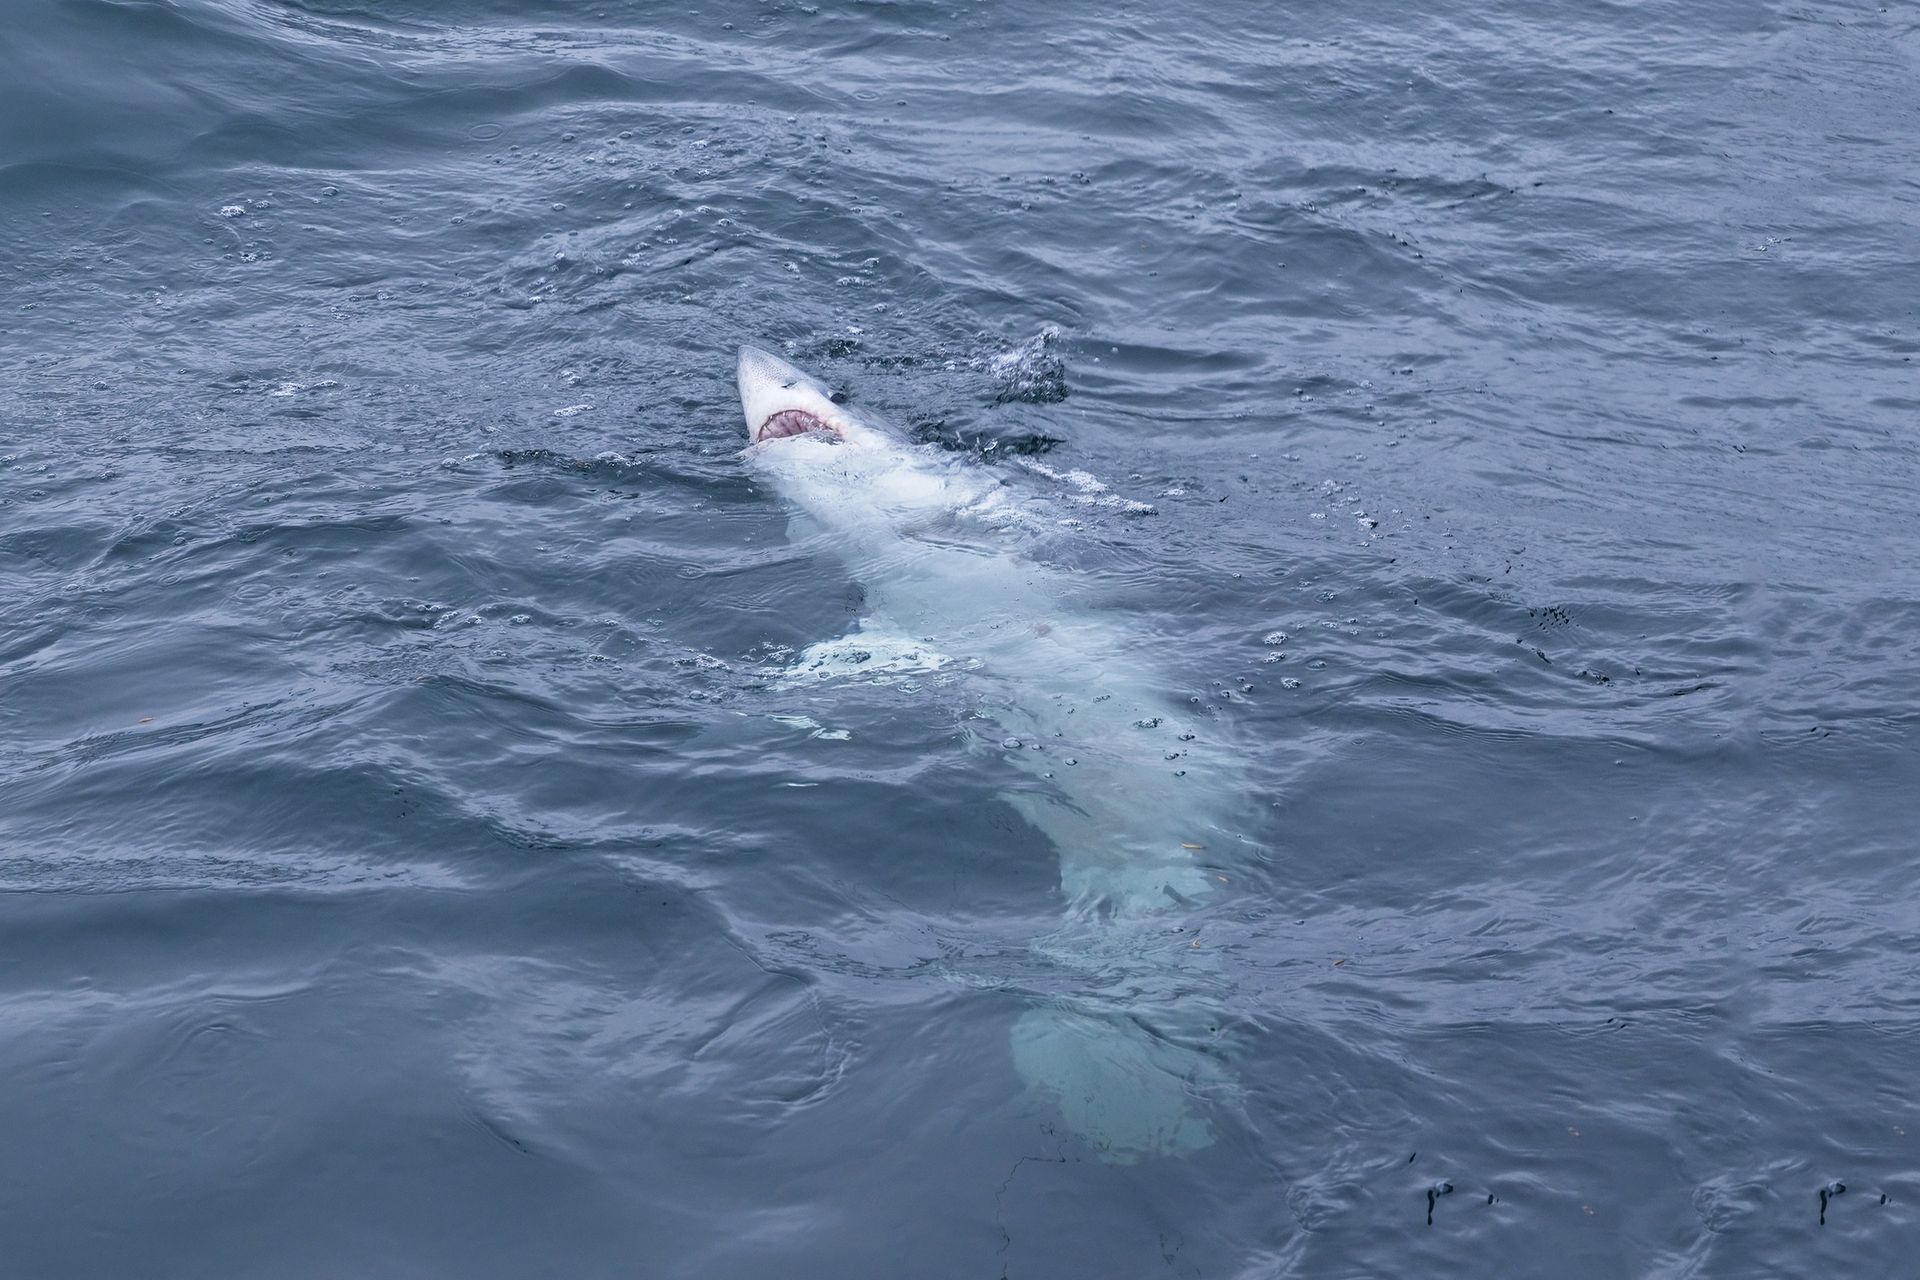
[735,343,1245,1161]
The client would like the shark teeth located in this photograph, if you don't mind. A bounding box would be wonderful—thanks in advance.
[755,408,840,443]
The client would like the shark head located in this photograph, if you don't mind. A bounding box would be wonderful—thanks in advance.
[737,345,856,445]
[734,342,992,540]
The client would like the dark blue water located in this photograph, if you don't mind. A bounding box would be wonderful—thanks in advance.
[5,0,1919,1273]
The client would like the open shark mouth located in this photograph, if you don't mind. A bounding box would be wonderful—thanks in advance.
[754,408,840,443]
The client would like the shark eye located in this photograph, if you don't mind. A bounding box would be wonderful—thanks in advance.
[781,379,797,389]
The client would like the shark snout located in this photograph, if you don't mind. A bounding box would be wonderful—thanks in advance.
[737,344,847,444]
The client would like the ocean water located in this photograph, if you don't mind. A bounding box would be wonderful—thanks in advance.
[3,0,1918,1274]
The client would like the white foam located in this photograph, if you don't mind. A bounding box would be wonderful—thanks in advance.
[783,630,958,684]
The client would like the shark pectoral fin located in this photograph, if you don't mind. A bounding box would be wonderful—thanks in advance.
[784,624,954,684]
[1003,790,1220,916]
[1010,1003,1222,1164]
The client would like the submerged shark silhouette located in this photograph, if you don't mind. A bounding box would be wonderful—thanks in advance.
[735,343,1246,1160]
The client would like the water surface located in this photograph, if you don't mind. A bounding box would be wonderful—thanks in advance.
[3,0,1918,1274]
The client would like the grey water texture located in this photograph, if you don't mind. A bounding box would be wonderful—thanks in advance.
[3,0,1919,1277]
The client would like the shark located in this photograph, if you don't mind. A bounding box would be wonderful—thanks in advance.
[735,343,1245,1161]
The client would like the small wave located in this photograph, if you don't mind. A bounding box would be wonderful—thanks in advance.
[1016,458,1157,516]
[985,327,1069,405]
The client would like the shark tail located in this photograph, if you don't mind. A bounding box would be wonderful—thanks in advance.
[1009,1000,1229,1163]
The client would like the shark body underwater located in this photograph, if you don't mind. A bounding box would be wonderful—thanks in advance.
[735,343,1248,1161]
